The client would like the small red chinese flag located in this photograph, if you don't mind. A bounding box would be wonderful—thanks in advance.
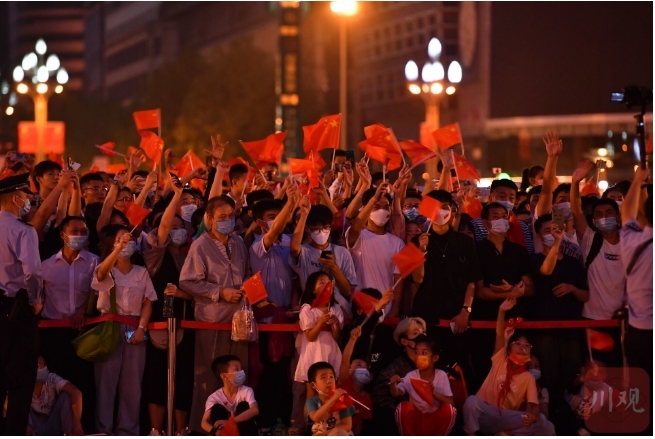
[47,152,64,167]
[127,146,146,163]
[306,150,327,171]
[399,139,437,168]
[302,114,341,154]
[359,124,403,171]
[327,387,355,412]
[507,211,527,247]
[581,177,601,197]
[138,130,164,164]
[289,158,321,175]
[240,132,286,169]
[352,291,378,315]
[311,281,333,308]
[363,122,385,139]
[106,164,126,174]
[97,141,116,157]
[453,153,480,181]
[242,272,269,305]
[217,413,240,436]
[359,143,388,166]
[133,109,160,131]
[461,195,483,219]
[175,150,204,177]
[432,123,462,150]
[123,202,151,227]
[228,157,249,168]
[417,196,442,223]
[410,378,434,405]
[392,243,426,279]
[587,329,615,352]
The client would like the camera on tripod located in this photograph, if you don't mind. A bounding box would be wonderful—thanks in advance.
[610,86,653,109]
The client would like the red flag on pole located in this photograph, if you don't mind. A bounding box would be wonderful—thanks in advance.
[138,130,164,163]
[461,195,483,219]
[400,139,438,168]
[175,150,204,177]
[358,124,403,171]
[311,281,333,308]
[581,177,601,197]
[507,211,527,247]
[240,132,286,169]
[242,272,269,305]
[127,146,146,163]
[123,202,151,227]
[97,141,117,157]
[453,153,480,181]
[352,291,379,315]
[306,150,327,171]
[302,114,341,154]
[217,413,240,436]
[289,157,323,175]
[418,196,442,223]
[392,243,426,279]
[587,329,615,352]
[327,387,355,412]
[410,378,434,405]
[133,109,161,131]
[432,123,463,150]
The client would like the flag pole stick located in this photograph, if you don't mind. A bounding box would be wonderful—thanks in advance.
[157,109,162,194]
[383,165,387,183]
[95,145,127,158]
[332,113,342,171]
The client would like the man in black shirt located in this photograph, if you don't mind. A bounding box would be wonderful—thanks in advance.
[411,190,481,384]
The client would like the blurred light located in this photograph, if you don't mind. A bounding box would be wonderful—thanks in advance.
[421,84,429,93]
[35,39,47,55]
[607,130,613,138]
[621,131,627,140]
[9,92,17,105]
[404,60,418,81]
[421,62,433,82]
[12,66,24,82]
[54,84,63,94]
[622,144,628,152]
[633,138,640,162]
[408,84,421,95]
[46,54,60,71]
[447,61,463,83]
[36,83,48,94]
[446,86,456,95]
[17,83,28,94]
[606,160,614,168]
[22,52,37,70]
[427,37,442,59]
[37,65,49,82]
[598,148,608,157]
[430,82,443,94]
[56,68,68,84]
[5,106,14,116]
[330,1,357,16]
[1,81,7,94]
[275,117,283,125]
[472,147,482,160]
[496,172,511,180]
[598,180,609,191]
[634,165,640,172]
[433,62,444,80]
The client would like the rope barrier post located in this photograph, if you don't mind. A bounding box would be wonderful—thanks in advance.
[166,317,177,436]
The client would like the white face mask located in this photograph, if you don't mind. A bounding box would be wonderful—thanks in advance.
[496,200,514,212]
[310,229,330,246]
[555,202,572,219]
[435,208,451,226]
[489,218,510,235]
[180,204,197,222]
[369,209,390,226]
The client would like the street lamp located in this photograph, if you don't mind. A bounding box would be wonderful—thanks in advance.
[405,37,463,177]
[330,1,357,151]
[12,38,68,162]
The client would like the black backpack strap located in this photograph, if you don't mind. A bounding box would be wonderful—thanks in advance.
[627,238,653,275]
[585,232,605,271]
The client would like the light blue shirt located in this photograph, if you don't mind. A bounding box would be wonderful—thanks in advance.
[620,220,653,329]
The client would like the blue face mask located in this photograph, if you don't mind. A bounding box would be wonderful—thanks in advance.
[229,370,246,386]
[66,234,88,251]
[215,218,235,235]
[118,241,136,259]
[351,368,371,385]
[529,369,541,381]
[169,229,188,247]
[15,196,31,217]
[594,216,618,233]
[36,366,49,382]
[404,208,419,221]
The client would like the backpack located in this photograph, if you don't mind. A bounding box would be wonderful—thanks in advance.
[584,232,605,272]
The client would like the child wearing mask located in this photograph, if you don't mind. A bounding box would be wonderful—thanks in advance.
[338,327,373,435]
[201,355,259,436]
[526,355,549,419]
[390,335,456,436]
[306,362,357,436]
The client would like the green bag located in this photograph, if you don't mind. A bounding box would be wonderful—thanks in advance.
[71,277,120,362]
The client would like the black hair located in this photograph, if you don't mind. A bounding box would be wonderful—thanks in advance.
[98,223,131,261]
[405,190,422,202]
[413,334,440,355]
[371,172,383,184]
[521,166,544,190]
[186,187,204,201]
[229,164,249,182]
[79,173,104,188]
[31,160,62,191]
[246,189,274,208]
[517,190,528,200]
[334,150,347,158]
[133,170,149,179]
[111,209,131,226]
[425,189,453,206]
[592,198,619,217]
[145,209,165,230]
[528,185,542,197]
[165,188,195,205]
[252,199,284,221]
[211,355,242,384]
[206,195,235,217]
[507,331,530,353]
[534,213,552,235]
[481,202,508,220]
[458,213,473,233]
[191,207,206,233]
[60,215,86,233]
[351,288,382,315]
[552,183,571,201]
[153,213,184,229]
[307,361,335,383]
[613,180,631,196]
[307,204,333,227]
[300,271,333,307]
[490,179,518,195]
[515,200,531,215]
[362,188,392,206]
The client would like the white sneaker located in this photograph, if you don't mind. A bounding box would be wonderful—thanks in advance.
[149,428,161,436]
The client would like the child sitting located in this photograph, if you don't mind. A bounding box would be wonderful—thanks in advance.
[390,335,457,436]
[201,355,259,436]
[528,354,550,419]
[306,361,357,436]
[338,327,373,435]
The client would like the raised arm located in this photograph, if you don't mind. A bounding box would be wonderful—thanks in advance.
[539,224,563,275]
[30,170,76,236]
[290,195,310,258]
[346,160,371,220]
[570,160,593,238]
[96,170,127,232]
[314,180,338,214]
[347,182,388,248]
[263,181,297,250]
[622,167,650,225]
[537,132,562,216]
[495,297,516,353]
[134,170,158,207]
[68,173,82,217]
[157,178,183,244]
[96,232,130,281]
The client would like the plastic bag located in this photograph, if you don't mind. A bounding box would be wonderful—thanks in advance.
[231,299,258,342]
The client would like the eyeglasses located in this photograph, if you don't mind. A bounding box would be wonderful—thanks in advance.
[309,227,331,233]
[83,186,108,193]
[511,341,533,350]
[116,197,132,203]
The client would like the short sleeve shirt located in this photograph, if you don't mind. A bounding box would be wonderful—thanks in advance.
[204,385,257,413]
[31,373,68,415]
[476,349,538,410]
[396,369,452,413]
[305,395,357,433]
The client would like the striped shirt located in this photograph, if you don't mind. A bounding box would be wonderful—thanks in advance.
[472,217,535,255]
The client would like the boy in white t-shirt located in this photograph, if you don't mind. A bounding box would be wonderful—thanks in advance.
[389,335,456,436]
[201,355,259,436]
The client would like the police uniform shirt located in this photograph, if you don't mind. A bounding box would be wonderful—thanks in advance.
[620,219,653,330]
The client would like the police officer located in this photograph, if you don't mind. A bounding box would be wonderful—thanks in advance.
[0,173,43,435]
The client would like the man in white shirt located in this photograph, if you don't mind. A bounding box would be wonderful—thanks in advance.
[347,184,405,318]
[39,215,98,433]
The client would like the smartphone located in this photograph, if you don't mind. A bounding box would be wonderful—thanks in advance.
[334,163,344,173]
[169,172,183,189]
[320,250,333,259]
[345,149,355,166]
[553,208,565,230]
[125,330,148,342]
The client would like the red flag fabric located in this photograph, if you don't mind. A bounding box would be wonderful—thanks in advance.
[364,123,386,139]
[0,168,13,180]
[240,132,286,169]
[97,141,116,157]
[84,165,100,176]
[359,143,388,166]
[106,164,126,174]
[138,130,164,163]
[581,177,601,197]
[453,153,480,181]
[311,281,333,308]
[289,158,322,175]
[648,131,653,154]
[399,140,437,168]
[358,124,402,171]
[417,196,442,223]
[302,114,341,154]
[461,195,482,219]
[228,157,249,168]
[587,329,615,352]
[352,291,378,315]
[507,211,527,248]
[432,123,462,150]
[242,272,269,305]
[175,150,204,177]
[410,378,434,405]
[123,202,151,227]
[217,413,240,436]
[392,243,426,279]
[306,150,327,171]
[133,109,160,131]
[47,152,64,167]
[327,387,355,412]
[127,146,146,163]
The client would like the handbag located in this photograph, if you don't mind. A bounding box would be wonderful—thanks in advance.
[71,276,121,362]
[231,299,258,342]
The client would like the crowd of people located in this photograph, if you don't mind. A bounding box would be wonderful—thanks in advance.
[0,130,651,436]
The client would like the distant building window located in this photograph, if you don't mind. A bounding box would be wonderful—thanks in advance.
[386,42,392,52]
[375,45,380,56]
[429,14,436,25]
[406,21,413,32]
[395,24,402,35]
[374,30,380,40]
[407,36,413,47]
[384,27,390,37]
[106,40,148,72]
[445,29,458,40]
[396,39,402,50]
[444,11,458,24]
[445,44,460,57]
[418,33,425,45]
[417,17,424,28]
